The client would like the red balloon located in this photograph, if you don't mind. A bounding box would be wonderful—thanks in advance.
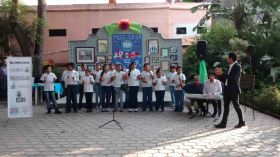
[119,19,130,31]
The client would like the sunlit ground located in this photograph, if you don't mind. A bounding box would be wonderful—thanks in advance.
[0,105,279,157]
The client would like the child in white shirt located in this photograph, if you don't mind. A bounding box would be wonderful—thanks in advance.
[166,66,177,108]
[173,66,186,112]
[92,63,102,109]
[100,64,113,112]
[153,68,167,111]
[127,62,141,112]
[81,70,94,112]
[141,63,154,111]
[112,64,126,112]
[40,65,62,114]
[62,63,79,113]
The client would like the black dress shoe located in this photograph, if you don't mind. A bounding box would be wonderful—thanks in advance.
[211,113,217,118]
[187,111,193,115]
[55,110,62,114]
[214,123,226,128]
[234,121,246,128]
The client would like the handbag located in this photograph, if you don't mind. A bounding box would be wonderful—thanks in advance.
[120,84,128,92]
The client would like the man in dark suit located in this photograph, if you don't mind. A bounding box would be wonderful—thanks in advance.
[214,52,245,128]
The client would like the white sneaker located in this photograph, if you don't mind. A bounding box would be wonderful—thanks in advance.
[128,108,132,112]
[134,108,138,112]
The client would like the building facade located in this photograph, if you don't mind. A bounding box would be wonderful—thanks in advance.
[42,2,209,63]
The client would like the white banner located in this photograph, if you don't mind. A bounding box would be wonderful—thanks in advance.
[7,57,33,118]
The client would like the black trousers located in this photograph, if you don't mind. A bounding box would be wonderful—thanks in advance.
[85,92,93,111]
[111,86,115,107]
[155,90,165,110]
[207,100,221,115]
[101,86,111,108]
[66,85,78,112]
[221,92,244,124]
[78,84,84,109]
[128,86,139,109]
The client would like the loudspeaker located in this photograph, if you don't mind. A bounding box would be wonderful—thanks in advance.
[196,40,207,58]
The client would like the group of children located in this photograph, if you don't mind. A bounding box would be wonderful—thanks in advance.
[41,62,186,114]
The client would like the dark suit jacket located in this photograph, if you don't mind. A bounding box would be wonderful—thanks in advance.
[218,62,241,96]
[183,83,204,94]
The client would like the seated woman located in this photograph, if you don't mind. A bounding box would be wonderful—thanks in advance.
[184,75,206,115]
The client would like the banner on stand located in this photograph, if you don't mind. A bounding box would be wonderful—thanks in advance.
[7,57,33,118]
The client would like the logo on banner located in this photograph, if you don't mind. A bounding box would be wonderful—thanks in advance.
[112,34,142,70]
[16,91,26,103]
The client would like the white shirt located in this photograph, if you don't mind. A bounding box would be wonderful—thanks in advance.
[174,73,186,90]
[203,79,222,95]
[225,61,237,86]
[40,72,57,91]
[100,71,113,86]
[166,71,177,86]
[92,70,102,83]
[81,75,94,92]
[128,69,140,86]
[113,71,125,87]
[153,75,167,91]
[109,70,116,86]
[63,70,79,85]
[78,70,85,84]
[141,71,154,87]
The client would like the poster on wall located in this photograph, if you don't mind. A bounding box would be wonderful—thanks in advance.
[112,34,142,71]
[7,57,33,118]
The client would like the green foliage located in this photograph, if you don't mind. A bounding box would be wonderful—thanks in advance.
[241,85,280,115]
[183,44,199,82]
[200,19,237,68]
[183,19,237,81]
[229,37,249,56]
[33,17,47,45]
[0,0,29,23]
[0,0,46,55]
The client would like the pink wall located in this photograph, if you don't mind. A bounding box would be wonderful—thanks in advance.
[43,3,209,63]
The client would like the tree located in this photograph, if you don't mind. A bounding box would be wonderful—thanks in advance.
[0,0,46,76]
[183,19,237,79]
[33,0,46,76]
[0,0,33,56]
[190,0,280,77]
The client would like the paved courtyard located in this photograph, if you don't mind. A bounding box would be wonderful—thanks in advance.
[0,104,279,157]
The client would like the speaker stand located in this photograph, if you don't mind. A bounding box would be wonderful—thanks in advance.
[99,110,123,129]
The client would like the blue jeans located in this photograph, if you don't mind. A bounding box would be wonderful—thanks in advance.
[129,86,139,109]
[44,91,58,110]
[174,90,185,112]
[101,86,111,109]
[114,87,123,110]
[155,90,165,111]
[169,86,175,106]
[94,83,102,108]
[142,87,153,110]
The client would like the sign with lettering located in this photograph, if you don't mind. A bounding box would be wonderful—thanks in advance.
[7,57,33,118]
[112,34,142,71]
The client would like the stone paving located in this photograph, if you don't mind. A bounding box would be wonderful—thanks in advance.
[0,104,279,157]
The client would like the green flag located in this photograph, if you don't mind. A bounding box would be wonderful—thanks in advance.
[199,60,208,83]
